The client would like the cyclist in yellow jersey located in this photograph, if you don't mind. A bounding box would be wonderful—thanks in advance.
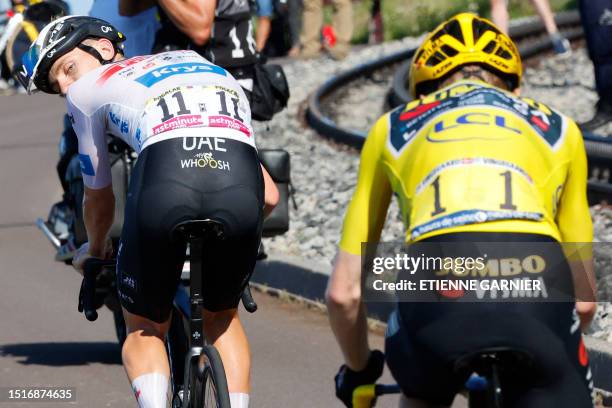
[328,13,597,408]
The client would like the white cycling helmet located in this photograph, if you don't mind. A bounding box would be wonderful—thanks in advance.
[17,15,125,94]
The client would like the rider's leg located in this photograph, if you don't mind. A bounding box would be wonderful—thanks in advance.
[122,309,172,408]
[203,308,250,404]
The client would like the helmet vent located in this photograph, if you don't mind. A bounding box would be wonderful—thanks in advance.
[431,19,465,45]
[483,40,496,54]
[441,44,458,57]
[495,48,513,60]
[426,51,446,67]
[445,19,465,45]
[472,20,500,43]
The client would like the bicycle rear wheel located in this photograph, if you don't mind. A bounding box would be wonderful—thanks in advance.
[192,345,231,408]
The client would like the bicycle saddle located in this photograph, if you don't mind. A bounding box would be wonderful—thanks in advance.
[454,347,534,378]
[172,219,226,240]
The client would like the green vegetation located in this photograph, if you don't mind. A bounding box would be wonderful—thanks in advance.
[338,0,578,43]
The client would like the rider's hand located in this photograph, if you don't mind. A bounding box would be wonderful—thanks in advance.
[72,240,113,272]
[576,301,597,331]
[72,243,91,272]
[334,349,385,407]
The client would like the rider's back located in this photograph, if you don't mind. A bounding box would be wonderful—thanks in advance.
[340,80,592,254]
[67,50,255,188]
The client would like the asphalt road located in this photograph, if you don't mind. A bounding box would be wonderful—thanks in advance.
[0,93,468,408]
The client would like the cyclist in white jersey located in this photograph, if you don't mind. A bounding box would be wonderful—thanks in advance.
[18,15,279,408]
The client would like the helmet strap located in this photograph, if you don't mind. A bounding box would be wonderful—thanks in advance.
[77,43,116,65]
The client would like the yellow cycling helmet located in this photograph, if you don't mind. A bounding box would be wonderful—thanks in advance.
[409,13,522,98]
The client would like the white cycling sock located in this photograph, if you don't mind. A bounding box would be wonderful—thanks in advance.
[131,373,169,408]
[229,392,249,408]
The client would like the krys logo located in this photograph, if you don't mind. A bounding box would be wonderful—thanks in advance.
[136,63,227,87]
[180,152,230,171]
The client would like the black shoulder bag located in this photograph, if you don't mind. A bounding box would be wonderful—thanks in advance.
[251,62,290,121]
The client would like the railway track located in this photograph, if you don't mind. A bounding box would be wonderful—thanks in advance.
[306,10,612,204]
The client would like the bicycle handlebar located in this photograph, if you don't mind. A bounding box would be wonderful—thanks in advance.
[78,258,116,322]
[78,258,258,321]
[241,284,257,313]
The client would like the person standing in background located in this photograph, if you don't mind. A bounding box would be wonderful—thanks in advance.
[287,0,301,56]
[120,0,258,102]
[62,0,93,14]
[300,0,352,60]
[490,0,571,55]
[255,0,273,52]
[578,0,612,131]
[89,0,159,57]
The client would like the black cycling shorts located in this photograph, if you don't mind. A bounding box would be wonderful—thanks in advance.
[385,232,594,407]
[117,137,264,323]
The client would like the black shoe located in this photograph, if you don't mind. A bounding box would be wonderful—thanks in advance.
[550,33,571,56]
[579,100,612,132]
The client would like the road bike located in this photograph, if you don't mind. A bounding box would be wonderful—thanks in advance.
[353,347,533,408]
[80,219,258,408]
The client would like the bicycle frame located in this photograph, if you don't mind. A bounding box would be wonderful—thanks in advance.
[180,234,206,408]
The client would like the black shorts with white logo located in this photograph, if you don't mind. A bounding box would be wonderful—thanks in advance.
[385,232,594,408]
[117,137,264,323]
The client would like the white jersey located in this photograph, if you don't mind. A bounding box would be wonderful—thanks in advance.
[66,50,255,189]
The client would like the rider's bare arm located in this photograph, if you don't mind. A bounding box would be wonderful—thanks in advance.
[574,260,597,331]
[118,0,157,16]
[261,164,279,218]
[157,0,216,46]
[327,116,392,370]
[83,185,115,258]
[556,121,597,329]
[327,250,371,371]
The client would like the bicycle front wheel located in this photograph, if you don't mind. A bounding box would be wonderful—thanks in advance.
[194,345,231,408]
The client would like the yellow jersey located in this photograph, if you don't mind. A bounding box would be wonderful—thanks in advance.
[339,80,592,255]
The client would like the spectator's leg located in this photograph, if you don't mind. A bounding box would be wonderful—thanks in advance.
[530,0,559,35]
[530,0,571,54]
[288,0,303,57]
[329,0,353,60]
[490,0,510,34]
[368,0,383,44]
[300,0,323,58]
[578,0,612,130]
